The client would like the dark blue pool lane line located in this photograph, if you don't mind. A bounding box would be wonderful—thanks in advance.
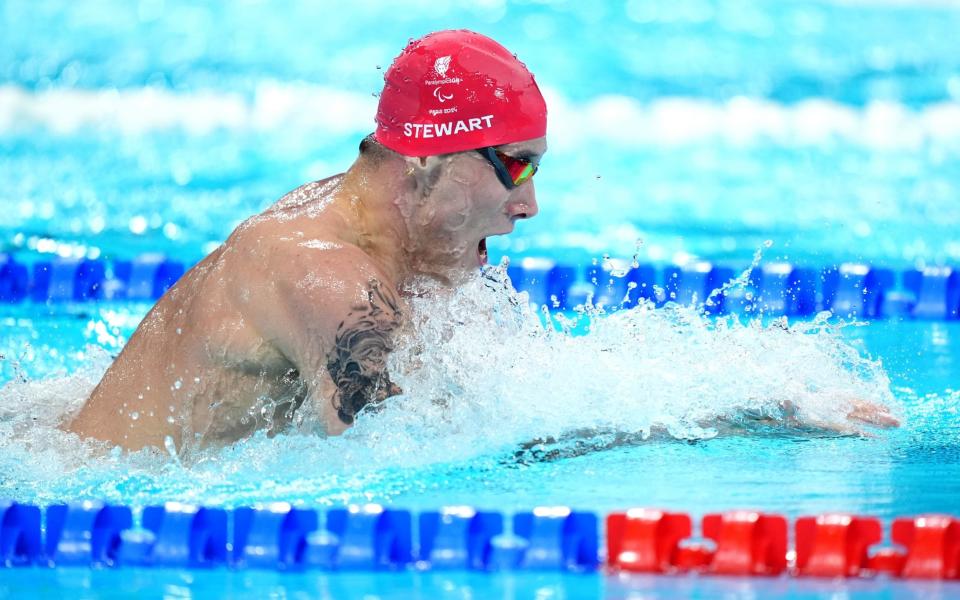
[3,501,960,580]
[1,253,958,320]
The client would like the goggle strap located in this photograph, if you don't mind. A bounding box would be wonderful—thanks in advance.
[477,147,517,189]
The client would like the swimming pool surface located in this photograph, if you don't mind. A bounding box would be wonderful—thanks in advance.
[2,0,960,597]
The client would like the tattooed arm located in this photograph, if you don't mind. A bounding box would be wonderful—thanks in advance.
[259,245,405,434]
[325,279,403,425]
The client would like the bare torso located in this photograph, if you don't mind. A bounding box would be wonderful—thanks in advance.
[69,176,401,451]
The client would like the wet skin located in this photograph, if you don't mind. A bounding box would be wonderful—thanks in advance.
[68,138,547,451]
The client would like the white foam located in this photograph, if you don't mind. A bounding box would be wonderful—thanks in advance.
[544,90,960,151]
[0,82,378,136]
[0,266,899,505]
[1,82,959,150]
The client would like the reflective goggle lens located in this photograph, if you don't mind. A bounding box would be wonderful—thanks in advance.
[496,150,537,186]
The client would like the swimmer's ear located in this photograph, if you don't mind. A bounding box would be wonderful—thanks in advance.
[404,155,445,194]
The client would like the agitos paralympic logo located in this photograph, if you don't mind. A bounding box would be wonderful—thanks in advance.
[433,87,453,103]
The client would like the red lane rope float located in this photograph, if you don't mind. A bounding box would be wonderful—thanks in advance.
[893,515,960,579]
[605,510,960,580]
[704,511,788,575]
[606,509,691,573]
[795,514,883,577]
[606,510,788,576]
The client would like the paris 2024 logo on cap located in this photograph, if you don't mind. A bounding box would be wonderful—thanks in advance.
[434,56,451,78]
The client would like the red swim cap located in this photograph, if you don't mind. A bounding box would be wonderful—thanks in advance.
[374,30,547,157]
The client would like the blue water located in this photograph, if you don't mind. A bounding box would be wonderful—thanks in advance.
[3,0,960,597]
[2,0,960,266]
[2,568,958,599]
[2,303,958,515]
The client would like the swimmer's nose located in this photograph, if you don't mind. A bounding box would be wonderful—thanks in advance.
[508,182,538,220]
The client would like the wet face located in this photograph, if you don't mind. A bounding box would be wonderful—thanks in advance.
[404,136,546,279]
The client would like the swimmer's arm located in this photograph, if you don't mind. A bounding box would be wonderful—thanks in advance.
[322,279,403,427]
[264,261,404,435]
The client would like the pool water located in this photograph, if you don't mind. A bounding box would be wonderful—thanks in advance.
[2,567,958,599]
[2,0,960,597]
[2,1,960,267]
[1,294,958,515]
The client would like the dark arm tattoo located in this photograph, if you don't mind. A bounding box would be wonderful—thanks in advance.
[326,279,403,425]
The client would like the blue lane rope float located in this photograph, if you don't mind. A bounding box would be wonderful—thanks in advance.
[0,252,958,320]
[2,501,960,579]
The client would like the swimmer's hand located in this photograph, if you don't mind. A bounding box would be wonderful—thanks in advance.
[779,398,900,435]
[846,399,900,428]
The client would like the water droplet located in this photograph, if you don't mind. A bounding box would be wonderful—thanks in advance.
[173,379,182,390]
[137,393,143,400]
[176,327,182,335]
[763,239,773,248]
[130,411,140,420]
[166,416,175,424]
[163,435,177,458]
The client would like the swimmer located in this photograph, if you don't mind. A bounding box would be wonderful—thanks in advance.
[67,31,896,453]
[67,30,548,451]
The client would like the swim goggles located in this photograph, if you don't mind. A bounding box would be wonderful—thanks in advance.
[476,147,538,189]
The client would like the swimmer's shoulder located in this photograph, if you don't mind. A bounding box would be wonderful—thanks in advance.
[222,175,348,254]
[268,175,344,216]
[242,239,400,359]
[234,227,394,312]
[276,239,395,300]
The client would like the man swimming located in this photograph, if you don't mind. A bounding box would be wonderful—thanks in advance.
[68,30,548,451]
[68,30,898,452]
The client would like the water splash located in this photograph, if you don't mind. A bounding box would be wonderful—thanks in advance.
[387,265,894,448]
[0,263,897,506]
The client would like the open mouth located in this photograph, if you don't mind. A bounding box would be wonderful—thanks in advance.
[478,238,488,266]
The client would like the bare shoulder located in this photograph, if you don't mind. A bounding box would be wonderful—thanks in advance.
[272,237,397,312]
[231,227,402,353]
[268,176,343,217]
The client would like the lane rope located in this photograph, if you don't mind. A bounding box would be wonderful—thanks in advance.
[1,501,958,579]
[1,253,958,320]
